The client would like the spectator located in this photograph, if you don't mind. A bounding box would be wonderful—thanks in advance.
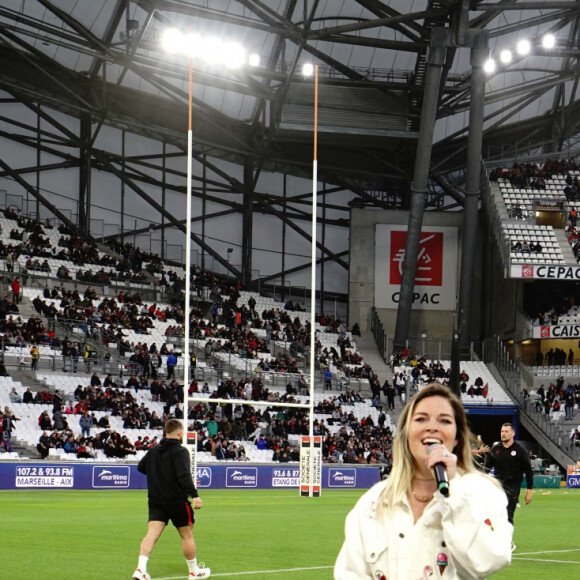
[2,411,16,440]
[53,409,67,431]
[98,415,111,429]
[11,276,20,304]
[166,351,177,380]
[323,368,333,391]
[79,411,92,438]
[2,433,14,453]
[9,388,22,404]
[38,411,52,430]
[77,440,95,459]
[30,344,40,370]
[37,431,52,459]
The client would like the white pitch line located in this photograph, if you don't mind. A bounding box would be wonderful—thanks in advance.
[155,565,334,579]
[514,549,580,556]
[512,557,580,564]
[150,549,580,579]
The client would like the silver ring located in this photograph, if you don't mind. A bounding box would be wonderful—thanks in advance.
[443,450,450,457]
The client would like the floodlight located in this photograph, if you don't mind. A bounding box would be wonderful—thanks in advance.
[500,50,512,64]
[302,63,314,77]
[183,32,204,59]
[248,53,260,67]
[542,34,555,49]
[224,42,246,69]
[516,39,531,56]
[483,58,496,74]
[204,36,225,64]
[161,28,185,54]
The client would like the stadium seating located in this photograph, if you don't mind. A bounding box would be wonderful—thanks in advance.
[393,360,512,405]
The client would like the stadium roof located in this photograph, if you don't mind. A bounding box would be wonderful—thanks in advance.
[1,1,580,276]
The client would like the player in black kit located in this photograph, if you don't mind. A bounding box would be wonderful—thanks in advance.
[486,423,534,527]
[133,419,210,580]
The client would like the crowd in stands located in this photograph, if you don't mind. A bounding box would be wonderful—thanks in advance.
[3,360,395,464]
[510,239,543,254]
[2,313,53,347]
[523,284,580,328]
[0,205,399,466]
[0,209,150,285]
[524,379,579,420]
[36,428,157,460]
[1,206,361,385]
[488,158,580,265]
[489,158,579,194]
[387,349,493,402]
[534,349,574,367]
[314,392,393,467]
[0,201,524,471]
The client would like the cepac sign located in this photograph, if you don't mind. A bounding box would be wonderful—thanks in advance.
[532,325,580,339]
[225,467,257,488]
[375,225,458,310]
[389,231,444,286]
[511,264,580,280]
[328,468,356,487]
[92,466,130,488]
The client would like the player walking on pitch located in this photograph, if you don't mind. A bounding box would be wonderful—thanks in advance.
[133,419,210,579]
[485,422,533,551]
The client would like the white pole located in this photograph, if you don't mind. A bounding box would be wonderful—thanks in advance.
[308,65,319,497]
[309,157,317,440]
[182,58,193,446]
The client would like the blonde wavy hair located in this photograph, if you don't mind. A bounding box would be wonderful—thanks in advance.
[380,383,479,509]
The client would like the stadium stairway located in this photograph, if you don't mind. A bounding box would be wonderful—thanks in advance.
[15,291,38,319]
[556,413,580,457]
[10,290,126,378]
[353,332,392,388]
[353,331,405,417]
[491,184,511,221]
[554,229,577,263]
[8,369,55,460]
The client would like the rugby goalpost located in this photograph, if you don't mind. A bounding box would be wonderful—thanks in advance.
[181,63,322,497]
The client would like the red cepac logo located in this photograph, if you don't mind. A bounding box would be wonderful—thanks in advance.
[522,266,534,278]
[390,231,443,286]
[540,326,551,338]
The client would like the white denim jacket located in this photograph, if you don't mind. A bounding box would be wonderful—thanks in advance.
[335,471,513,580]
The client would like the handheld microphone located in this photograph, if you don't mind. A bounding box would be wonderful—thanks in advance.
[428,443,450,497]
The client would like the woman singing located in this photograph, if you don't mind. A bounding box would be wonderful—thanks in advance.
[335,383,512,579]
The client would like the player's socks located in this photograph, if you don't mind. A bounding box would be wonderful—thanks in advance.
[138,555,149,572]
[186,557,198,573]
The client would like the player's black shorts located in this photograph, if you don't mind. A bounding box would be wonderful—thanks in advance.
[148,499,195,528]
[504,486,520,525]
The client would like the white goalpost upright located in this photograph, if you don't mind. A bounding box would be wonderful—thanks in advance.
[186,430,198,485]
[299,63,323,498]
[180,55,322,496]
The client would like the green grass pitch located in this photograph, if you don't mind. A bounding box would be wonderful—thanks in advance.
[2,487,579,579]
